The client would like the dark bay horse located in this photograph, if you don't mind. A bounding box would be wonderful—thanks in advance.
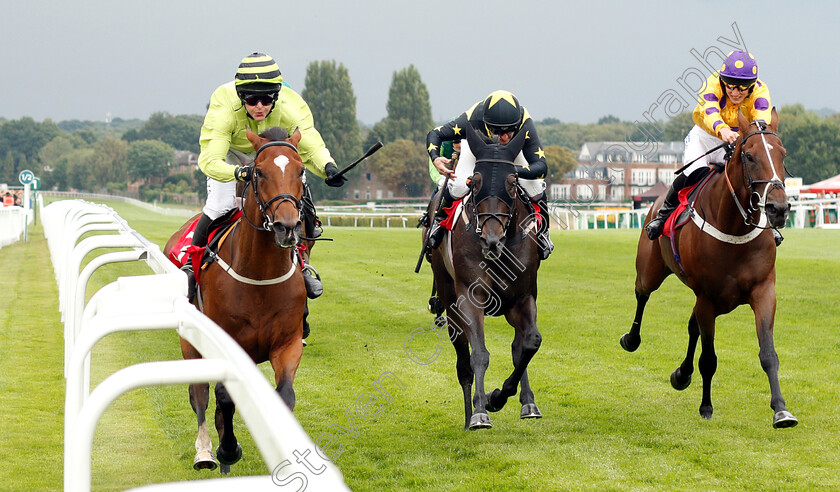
[426,126,543,430]
[165,127,308,471]
[621,108,798,428]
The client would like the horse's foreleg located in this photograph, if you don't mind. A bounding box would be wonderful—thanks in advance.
[448,317,474,430]
[461,306,491,430]
[188,382,217,470]
[487,298,541,416]
[621,290,649,352]
[271,340,303,411]
[749,281,798,428]
[214,383,242,473]
[671,312,699,390]
[694,298,717,420]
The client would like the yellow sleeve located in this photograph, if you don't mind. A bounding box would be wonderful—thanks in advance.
[692,73,727,137]
[198,85,238,182]
[276,89,334,178]
[745,80,772,124]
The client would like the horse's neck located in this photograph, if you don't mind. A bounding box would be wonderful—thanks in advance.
[230,211,293,275]
[700,163,754,235]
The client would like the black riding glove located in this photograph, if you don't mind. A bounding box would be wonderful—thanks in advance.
[324,162,347,187]
[234,165,253,182]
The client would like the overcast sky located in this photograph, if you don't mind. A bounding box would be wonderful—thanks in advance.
[2,1,838,126]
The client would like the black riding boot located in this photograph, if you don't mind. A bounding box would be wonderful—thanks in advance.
[427,186,455,250]
[645,173,689,240]
[182,213,212,301]
[300,183,324,299]
[534,193,554,260]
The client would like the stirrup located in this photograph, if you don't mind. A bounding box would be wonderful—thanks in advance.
[427,221,446,250]
[302,265,323,299]
[537,231,554,260]
[180,264,196,301]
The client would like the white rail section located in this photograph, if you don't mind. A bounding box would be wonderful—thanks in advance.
[42,199,348,492]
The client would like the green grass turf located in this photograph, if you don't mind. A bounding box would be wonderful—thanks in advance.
[2,200,839,491]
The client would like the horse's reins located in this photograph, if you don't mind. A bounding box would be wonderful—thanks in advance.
[239,140,302,234]
[723,125,786,230]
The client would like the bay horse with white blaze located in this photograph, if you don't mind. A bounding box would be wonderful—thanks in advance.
[165,127,308,471]
[621,108,798,428]
[426,125,543,430]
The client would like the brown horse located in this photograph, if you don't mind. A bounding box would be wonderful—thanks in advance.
[426,126,543,430]
[165,127,308,472]
[621,108,798,428]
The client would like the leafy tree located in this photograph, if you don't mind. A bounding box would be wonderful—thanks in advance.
[122,112,202,153]
[598,115,621,125]
[302,60,362,201]
[366,65,433,147]
[65,149,96,191]
[0,117,62,179]
[366,139,429,197]
[779,104,840,183]
[0,151,14,183]
[90,137,129,189]
[37,134,89,190]
[662,111,695,142]
[544,145,579,185]
[126,140,175,184]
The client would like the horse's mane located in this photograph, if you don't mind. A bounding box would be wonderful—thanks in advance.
[259,127,289,142]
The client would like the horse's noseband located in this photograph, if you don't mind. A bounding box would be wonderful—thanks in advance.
[242,140,302,231]
[735,128,786,227]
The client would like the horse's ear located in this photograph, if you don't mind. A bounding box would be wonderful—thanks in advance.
[465,123,487,154]
[737,109,750,136]
[506,126,528,153]
[246,128,265,150]
[768,107,779,132]
[289,127,302,147]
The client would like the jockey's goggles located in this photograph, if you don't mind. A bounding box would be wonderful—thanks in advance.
[723,82,754,92]
[242,93,277,106]
[488,126,516,136]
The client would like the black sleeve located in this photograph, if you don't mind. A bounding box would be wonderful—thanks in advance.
[517,116,547,180]
[427,112,469,161]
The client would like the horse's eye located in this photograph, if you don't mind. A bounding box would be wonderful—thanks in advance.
[744,152,754,163]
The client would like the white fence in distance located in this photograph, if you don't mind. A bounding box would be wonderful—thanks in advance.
[41,198,348,492]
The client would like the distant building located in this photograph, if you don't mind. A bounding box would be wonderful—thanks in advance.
[550,141,684,203]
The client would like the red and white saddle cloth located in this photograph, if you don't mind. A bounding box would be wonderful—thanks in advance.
[168,212,242,283]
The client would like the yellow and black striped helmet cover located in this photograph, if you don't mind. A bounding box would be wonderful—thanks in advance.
[234,53,283,86]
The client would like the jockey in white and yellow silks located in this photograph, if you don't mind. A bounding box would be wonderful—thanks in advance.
[186,52,347,321]
[646,50,782,245]
[425,90,554,260]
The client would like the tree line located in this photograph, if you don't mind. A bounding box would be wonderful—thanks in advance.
[0,65,838,202]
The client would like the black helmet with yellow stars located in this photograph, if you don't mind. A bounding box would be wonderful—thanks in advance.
[235,53,283,99]
[482,90,523,135]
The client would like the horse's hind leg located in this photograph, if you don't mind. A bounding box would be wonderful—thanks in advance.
[670,312,699,390]
[214,383,242,474]
[621,236,670,352]
[694,298,717,420]
[749,280,798,428]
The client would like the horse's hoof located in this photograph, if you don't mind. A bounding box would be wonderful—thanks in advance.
[773,410,799,429]
[216,443,242,466]
[193,450,218,471]
[468,412,492,430]
[699,405,713,420]
[670,369,691,390]
[485,389,505,412]
[520,403,543,419]
[620,333,640,352]
[220,464,231,475]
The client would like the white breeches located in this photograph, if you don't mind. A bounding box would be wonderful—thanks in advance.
[446,139,546,199]
[682,125,727,177]
[202,150,253,220]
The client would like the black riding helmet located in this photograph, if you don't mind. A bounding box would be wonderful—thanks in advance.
[482,90,523,135]
[234,53,283,114]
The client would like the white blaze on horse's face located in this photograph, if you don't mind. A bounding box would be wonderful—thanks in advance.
[273,155,290,175]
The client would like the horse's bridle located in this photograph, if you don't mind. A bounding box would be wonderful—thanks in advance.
[468,161,521,235]
[239,140,302,236]
[725,124,786,229]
